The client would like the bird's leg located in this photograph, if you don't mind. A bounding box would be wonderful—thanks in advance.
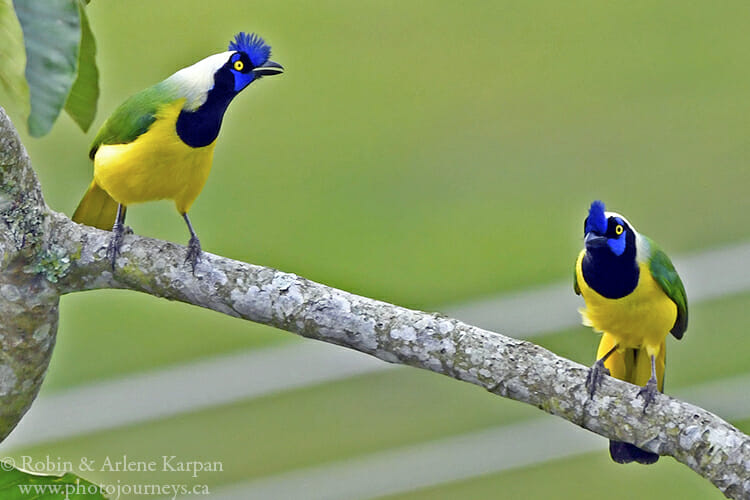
[586,343,618,397]
[107,204,127,270]
[637,354,660,411]
[182,212,202,272]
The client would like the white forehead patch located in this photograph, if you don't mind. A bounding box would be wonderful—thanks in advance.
[604,210,634,228]
[164,51,234,111]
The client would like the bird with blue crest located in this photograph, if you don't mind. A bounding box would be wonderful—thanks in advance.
[574,200,688,464]
[73,32,283,270]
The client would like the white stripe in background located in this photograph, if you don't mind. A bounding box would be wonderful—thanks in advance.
[2,240,750,451]
[203,373,750,500]
[1,342,387,450]
[206,419,604,500]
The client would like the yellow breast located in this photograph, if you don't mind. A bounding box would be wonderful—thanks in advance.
[575,251,677,351]
[93,99,217,214]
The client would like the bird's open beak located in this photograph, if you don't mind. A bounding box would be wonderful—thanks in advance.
[253,60,284,76]
[584,232,607,249]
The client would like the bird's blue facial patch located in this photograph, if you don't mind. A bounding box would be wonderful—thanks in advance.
[584,200,607,235]
[229,32,272,68]
[228,52,255,92]
[227,32,274,92]
[606,217,627,256]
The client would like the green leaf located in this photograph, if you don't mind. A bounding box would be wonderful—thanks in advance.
[0,462,107,499]
[0,0,29,118]
[64,1,98,132]
[13,0,81,137]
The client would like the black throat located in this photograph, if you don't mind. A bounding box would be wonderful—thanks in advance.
[175,68,237,148]
[581,235,639,299]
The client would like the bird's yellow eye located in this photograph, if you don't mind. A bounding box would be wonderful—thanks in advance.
[615,224,624,235]
[234,60,244,71]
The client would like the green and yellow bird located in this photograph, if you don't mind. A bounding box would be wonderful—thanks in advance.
[73,32,283,269]
[574,200,688,464]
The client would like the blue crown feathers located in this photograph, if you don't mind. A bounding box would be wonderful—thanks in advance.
[229,32,272,68]
[585,200,608,235]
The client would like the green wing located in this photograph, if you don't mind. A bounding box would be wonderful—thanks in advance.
[646,236,688,339]
[88,82,177,159]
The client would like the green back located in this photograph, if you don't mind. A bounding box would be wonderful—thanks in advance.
[89,81,178,159]
[645,236,688,339]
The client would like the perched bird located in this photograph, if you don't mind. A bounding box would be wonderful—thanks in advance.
[574,200,687,464]
[73,32,283,269]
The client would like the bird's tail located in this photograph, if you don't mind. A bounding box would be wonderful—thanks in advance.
[597,333,666,465]
[608,440,659,465]
[72,181,120,231]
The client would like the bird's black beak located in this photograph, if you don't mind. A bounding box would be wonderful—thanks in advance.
[584,232,607,249]
[253,60,284,77]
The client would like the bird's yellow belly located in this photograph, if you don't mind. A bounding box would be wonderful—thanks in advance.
[577,260,677,352]
[93,100,216,214]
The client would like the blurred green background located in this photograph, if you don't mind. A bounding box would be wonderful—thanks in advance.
[2,0,750,498]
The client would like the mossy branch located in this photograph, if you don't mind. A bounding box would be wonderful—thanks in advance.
[1,106,748,499]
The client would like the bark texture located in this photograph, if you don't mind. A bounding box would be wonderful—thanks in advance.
[0,108,59,442]
[1,107,748,498]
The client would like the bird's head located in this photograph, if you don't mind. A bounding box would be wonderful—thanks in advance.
[583,200,638,258]
[166,32,284,112]
[226,32,284,92]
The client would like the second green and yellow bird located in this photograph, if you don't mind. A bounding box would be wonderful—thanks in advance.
[574,200,688,464]
[73,32,283,269]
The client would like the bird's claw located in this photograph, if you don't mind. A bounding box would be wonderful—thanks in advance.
[185,235,202,272]
[585,359,611,397]
[637,377,659,412]
[107,223,126,270]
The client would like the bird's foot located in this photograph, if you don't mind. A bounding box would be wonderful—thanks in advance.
[637,377,659,412]
[585,359,611,397]
[107,223,127,270]
[185,235,202,272]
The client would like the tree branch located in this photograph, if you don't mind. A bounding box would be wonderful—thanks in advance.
[0,107,59,444]
[1,106,749,498]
